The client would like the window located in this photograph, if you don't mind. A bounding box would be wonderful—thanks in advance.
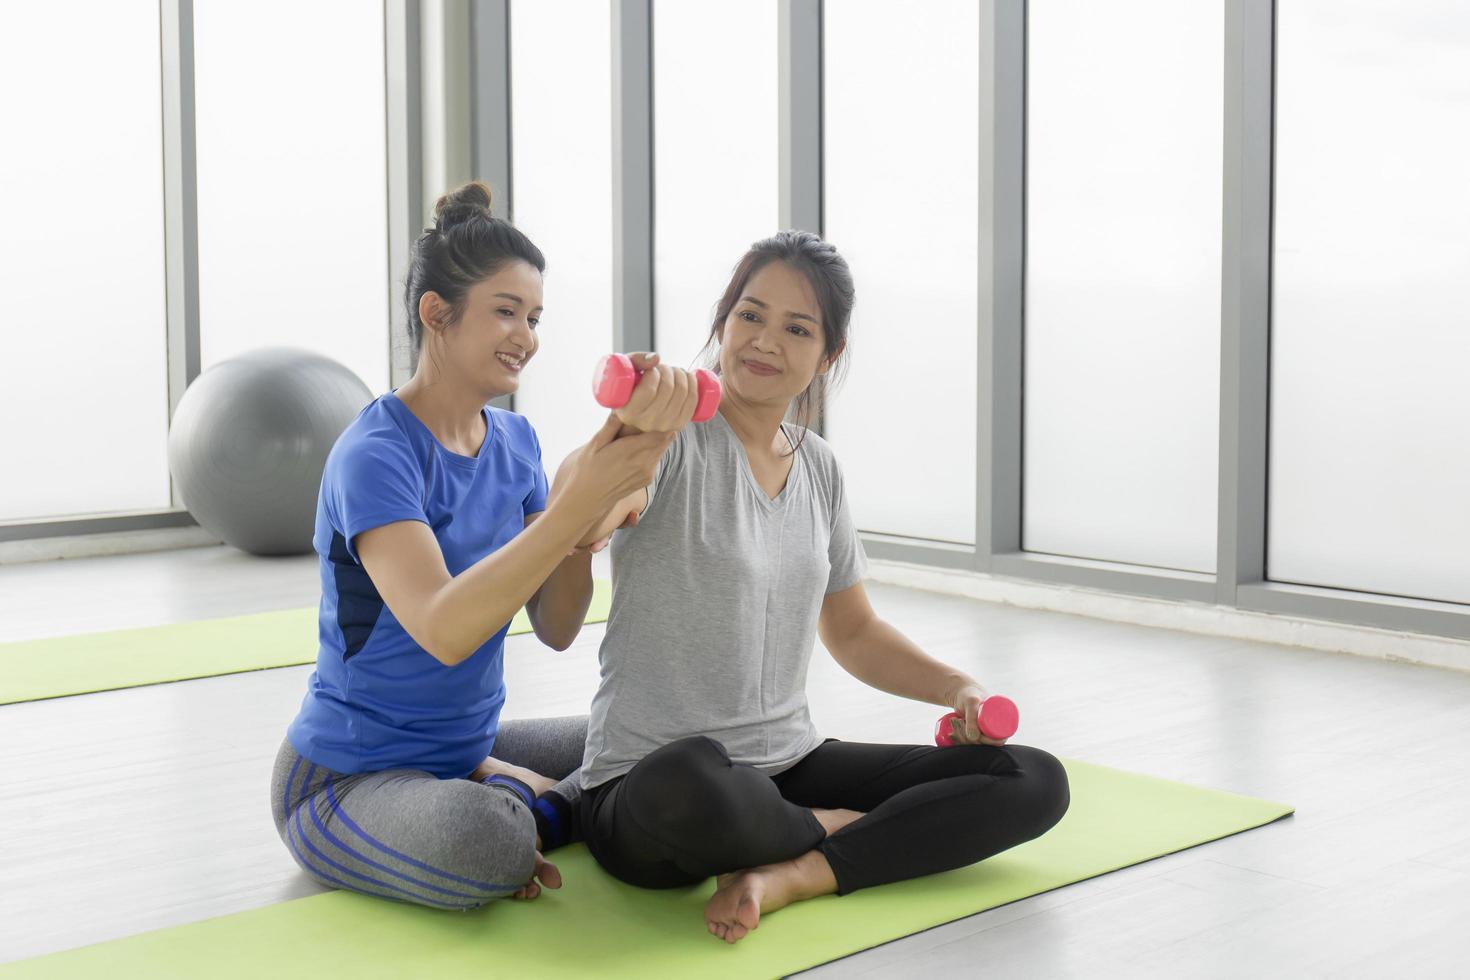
[0,1,171,522]
[1269,0,1470,604]
[193,0,390,393]
[1022,0,1223,573]
[508,0,616,475]
[652,0,779,372]
[823,0,980,544]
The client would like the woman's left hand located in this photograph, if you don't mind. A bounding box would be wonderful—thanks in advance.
[947,684,1009,746]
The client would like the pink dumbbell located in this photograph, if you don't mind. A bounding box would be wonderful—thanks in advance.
[592,354,722,423]
[934,695,1020,747]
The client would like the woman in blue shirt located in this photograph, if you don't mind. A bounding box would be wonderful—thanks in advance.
[270,182,698,908]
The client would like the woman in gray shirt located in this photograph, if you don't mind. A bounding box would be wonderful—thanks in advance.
[575,231,1070,944]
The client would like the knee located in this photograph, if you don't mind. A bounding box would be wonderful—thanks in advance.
[623,736,736,839]
[281,777,539,912]
[405,784,537,909]
[1007,745,1071,833]
[458,785,540,885]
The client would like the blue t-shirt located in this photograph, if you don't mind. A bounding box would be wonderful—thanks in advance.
[286,392,549,779]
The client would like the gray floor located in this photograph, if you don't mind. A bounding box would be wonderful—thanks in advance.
[1,546,1467,977]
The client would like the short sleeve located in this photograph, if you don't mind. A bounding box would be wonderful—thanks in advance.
[327,436,428,561]
[641,428,687,515]
[824,455,868,595]
[520,420,551,517]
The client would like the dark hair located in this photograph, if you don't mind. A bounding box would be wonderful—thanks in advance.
[404,181,546,351]
[704,230,855,453]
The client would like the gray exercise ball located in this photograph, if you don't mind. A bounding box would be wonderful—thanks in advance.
[168,347,373,556]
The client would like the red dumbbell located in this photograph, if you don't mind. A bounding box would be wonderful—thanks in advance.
[592,354,722,423]
[934,695,1019,747]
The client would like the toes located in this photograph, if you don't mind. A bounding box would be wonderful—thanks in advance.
[736,896,762,931]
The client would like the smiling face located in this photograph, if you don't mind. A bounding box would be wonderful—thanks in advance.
[421,259,543,400]
[716,260,834,410]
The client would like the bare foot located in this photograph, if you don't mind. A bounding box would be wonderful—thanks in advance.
[811,808,864,837]
[510,850,561,900]
[704,851,837,944]
[471,756,556,797]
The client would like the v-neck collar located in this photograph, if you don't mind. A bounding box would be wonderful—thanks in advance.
[715,411,801,509]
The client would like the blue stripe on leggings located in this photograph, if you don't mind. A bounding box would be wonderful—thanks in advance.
[305,793,492,901]
[302,762,320,808]
[289,805,467,909]
[283,820,400,901]
[322,780,519,892]
[284,758,452,905]
[281,753,305,818]
[285,806,429,904]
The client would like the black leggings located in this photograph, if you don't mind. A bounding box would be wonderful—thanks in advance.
[579,735,1070,894]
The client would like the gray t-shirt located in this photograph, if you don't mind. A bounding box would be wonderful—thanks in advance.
[581,412,868,788]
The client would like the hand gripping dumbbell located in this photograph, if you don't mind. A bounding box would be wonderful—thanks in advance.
[592,353,722,422]
[934,695,1020,747]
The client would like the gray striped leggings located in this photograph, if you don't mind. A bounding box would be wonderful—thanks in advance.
[270,716,586,911]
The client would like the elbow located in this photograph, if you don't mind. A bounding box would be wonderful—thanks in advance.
[818,623,856,658]
[536,625,577,652]
[420,624,475,667]
[529,605,580,652]
[830,610,878,652]
[415,592,483,666]
[424,643,472,667]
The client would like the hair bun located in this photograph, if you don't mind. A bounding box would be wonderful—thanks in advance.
[433,180,495,232]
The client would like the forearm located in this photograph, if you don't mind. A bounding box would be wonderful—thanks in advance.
[578,488,645,546]
[833,617,983,706]
[526,551,594,651]
[554,434,651,548]
[427,502,596,664]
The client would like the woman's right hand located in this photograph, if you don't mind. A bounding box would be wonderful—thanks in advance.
[614,352,700,433]
[553,413,674,522]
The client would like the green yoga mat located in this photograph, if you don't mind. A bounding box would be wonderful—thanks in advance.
[1,760,1292,979]
[0,579,612,705]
